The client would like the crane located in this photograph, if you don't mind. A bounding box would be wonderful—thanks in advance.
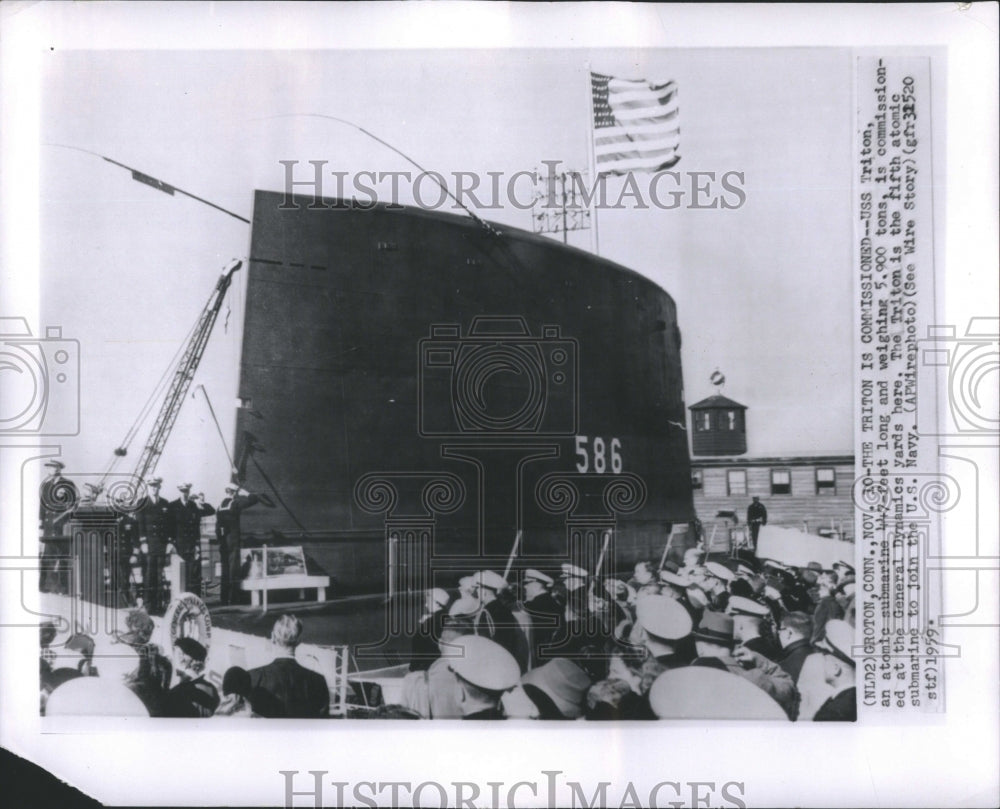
[110,259,242,491]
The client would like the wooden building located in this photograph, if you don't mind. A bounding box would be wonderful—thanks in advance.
[688,393,855,546]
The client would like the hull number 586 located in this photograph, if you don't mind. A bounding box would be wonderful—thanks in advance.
[574,436,623,474]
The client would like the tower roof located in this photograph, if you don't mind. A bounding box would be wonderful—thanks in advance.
[688,394,747,411]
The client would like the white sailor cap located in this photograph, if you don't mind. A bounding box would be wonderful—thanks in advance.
[763,584,783,602]
[833,560,856,575]
[523,569,554,586]
[648,667,787,720]
[704,561,736,583]
[44,459,66,470]
[146,477,163,487]
[727,595,771,618]
[45,676,150,718]
[816,619,855,667]
[635,594,693,641]
[177,482,193,492]
[458,575,477,591]
[448,635,520,692]
[448,595,481,618]
[560,563,589,580]
[685,585,710,610]
[476,570,509,593]
[224,484,239,494]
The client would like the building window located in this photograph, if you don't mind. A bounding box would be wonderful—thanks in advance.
[771,469,791,495]
[816,467,836,495]
[727,411,736,430]
[695,412,711,431]
[727,469,747,496]
[691,469,703,490]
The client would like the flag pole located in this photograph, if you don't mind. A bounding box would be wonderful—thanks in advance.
[585,63,601,257]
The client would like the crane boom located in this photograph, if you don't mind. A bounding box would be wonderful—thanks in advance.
[131,260,242,484]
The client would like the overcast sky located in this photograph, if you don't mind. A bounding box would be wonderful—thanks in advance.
[38,47,853,499]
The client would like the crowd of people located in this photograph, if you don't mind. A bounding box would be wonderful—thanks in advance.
[391,548,857,721]
[40,611,329,718]
[40,456,858,723]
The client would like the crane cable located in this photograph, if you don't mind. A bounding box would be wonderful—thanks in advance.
[194,384,236,474]
[100,302,206,486]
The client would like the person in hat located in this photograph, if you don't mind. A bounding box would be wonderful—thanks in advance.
[474,570,524,670]
[810,570,844,644]
[691,612,799,720]
[728,596,781,661]
[169,483,215,597]
[520,658,593,719]
[38,459,78,594]
[248,614,329,718]
[117,610,173,717]
[559,563,590,605]
[551,563,594,650]
[43,632,98,704]
[520,569,564,658]
[164,636,219,718]
[799,561,823,599]
[680,546,705,573]
[420,616,475,718]
[631,594,696,695]
[215,483,272,605]
[409,588,451,672]
[746,496,767,548]
[447,635,520,719]
[658,570,702,622]
[811,620,857,721]
[701,561,735,611]
[774,611,816,684]
[628,560,657,591]
[136,477,173,613]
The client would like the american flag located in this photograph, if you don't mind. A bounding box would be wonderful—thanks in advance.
[591,72,680,175]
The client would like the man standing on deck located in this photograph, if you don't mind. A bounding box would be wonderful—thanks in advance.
[215,484,268,605]
[746,496,767,549]
[170,484,215,597]
[38,460,78,594]
[136,477,172,613]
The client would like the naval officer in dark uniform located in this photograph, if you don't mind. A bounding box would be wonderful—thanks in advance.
[38,460,78,593]
[214,484,267,605]
[747,496,767,549]
[136,477,173,613]
[170,484,215,597]
[520,569,564,663]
